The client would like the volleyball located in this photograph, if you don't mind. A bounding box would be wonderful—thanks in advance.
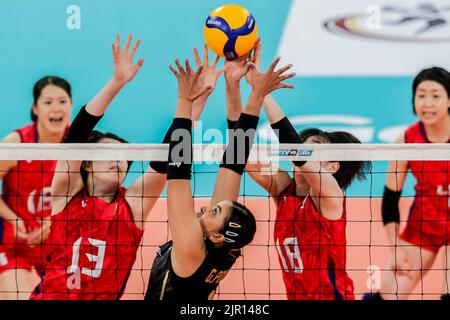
[204,4,258,60]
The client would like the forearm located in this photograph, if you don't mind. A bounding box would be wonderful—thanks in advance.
[244,90,264,116]
[385,222,400,246]
[0,197,19,221]
[226,82,244,121]
[85,78,126,116]
[174,98,193,119]
[263,94,285,124]
[65,106,103,143]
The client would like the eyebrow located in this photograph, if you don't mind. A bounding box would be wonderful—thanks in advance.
[41,96,68,99]
[216,205,222,215]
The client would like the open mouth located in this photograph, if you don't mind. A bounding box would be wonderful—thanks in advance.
[49,116,64,124]
[421,111,436,118]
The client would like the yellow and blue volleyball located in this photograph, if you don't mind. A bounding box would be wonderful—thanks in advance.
[204,4,258,60]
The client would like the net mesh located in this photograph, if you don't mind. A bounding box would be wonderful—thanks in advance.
[0,143,449,300]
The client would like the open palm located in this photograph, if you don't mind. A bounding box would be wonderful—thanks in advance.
[194,44,224,97]
[112,34,144,85]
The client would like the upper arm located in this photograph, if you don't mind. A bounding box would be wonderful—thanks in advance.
[245,162,292,204]
[210,167,242,205]
[167,180,205,277]
[126,166,167,230]
[51,160,84,215]
[385,132,408,192]
[0,132,21,179]
[298,161,343,220]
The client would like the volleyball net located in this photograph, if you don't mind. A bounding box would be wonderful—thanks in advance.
[0,143,449,300]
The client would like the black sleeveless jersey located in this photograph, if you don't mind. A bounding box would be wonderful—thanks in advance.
[144,240,239,301]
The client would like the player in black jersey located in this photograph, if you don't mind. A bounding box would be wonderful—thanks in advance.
[145,51,295,301]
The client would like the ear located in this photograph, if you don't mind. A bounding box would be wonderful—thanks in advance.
[326,161,340,174]
[32,104,38,117]
[208,233,224,245]
[82,161,93,173]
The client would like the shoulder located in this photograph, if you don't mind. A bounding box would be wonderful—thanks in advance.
[402,121,424,143]
[2,131,21,143]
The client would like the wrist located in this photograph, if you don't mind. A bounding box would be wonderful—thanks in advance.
[226,80,241,91]
[110,77,127,89]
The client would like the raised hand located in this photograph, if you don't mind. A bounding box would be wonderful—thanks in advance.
[112,33,144,85]
[245,39,261,85]
[224,53,254,85]
[169,59,211,102]
[193,44,224,98]
[248,55,295,98]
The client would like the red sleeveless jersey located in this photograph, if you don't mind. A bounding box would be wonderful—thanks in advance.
[274,180,354,300]
[400,121,450,252]
[1,123,57,264]
[30,187,143,300]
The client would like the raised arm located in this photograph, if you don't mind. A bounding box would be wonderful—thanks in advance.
[248,42,342,219]
[211,55,295,205]
[51,34,144,215]
[126,46,222,229]
[165,59,212,277]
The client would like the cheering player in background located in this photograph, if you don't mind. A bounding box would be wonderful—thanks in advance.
[365,67,450,301]
[30,35,223,300]
[145,47,295,301]
[236,41,368,300]
[0,76,72,299]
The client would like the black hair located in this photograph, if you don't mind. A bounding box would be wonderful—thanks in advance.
[31,76,72,121]
[412,67,450,114]
[297,128,371,190]
[219,201,256,251]
[80,131,132,186]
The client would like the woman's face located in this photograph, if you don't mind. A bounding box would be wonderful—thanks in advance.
[197,200,232,238]
[33,84,72,134]
[84,138,129,194]
[414,80,450,125]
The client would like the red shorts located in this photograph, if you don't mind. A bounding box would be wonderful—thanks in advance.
[401,218,450,253]
[0,246,46,275]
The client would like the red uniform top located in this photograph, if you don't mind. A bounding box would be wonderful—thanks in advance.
[30,187,143,300]
[1,123,57,263]
[400,121,450,252]
[274,180,354,300]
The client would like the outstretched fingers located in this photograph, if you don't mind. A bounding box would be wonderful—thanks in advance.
[169,64,180,78]
[193,48,202,68]
[130,38,141,58]
[268,56,281,73]
[175,59,185,75]
[124,33,132,54]
[203,44,209,66]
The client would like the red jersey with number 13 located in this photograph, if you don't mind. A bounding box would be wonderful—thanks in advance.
[274,180,354,300]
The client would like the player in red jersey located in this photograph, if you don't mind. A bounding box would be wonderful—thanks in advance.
[0,76,72,299]
[30,36,223,300]
[364,67,450,301]
[236,41,368,300]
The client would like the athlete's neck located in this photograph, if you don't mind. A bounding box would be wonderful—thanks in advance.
[423,116,450,142]
[36,122,65,143]
[86,182,118,203]
[295,181,310,197]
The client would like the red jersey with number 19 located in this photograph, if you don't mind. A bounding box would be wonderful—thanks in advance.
[30,187,143,300]
[274,180,354,300]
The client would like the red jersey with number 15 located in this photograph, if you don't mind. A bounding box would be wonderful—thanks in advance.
[30,187,143,300]
[274,180,354,300]
[1,123,57,257]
